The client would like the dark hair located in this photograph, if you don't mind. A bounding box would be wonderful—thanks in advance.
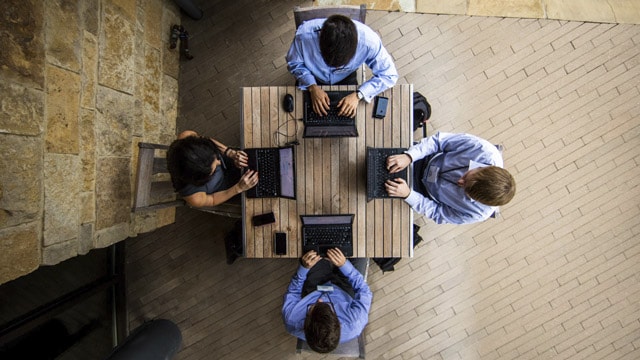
[166,135,219,191]
[320,15,357,68]
[304,303,341,353]
[464,166,516,206]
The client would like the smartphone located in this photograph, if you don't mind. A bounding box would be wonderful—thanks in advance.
[274,232,287,255]
[373,96,388,119]
[252,212,275,227]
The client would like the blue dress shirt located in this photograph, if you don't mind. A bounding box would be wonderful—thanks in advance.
[286,18,398,103]
[404,132,504,224]
[282,260,373,343]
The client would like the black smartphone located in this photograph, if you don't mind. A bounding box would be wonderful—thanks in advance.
[274,232,287,255]
[252,212,275,226]
[373,96,388,119]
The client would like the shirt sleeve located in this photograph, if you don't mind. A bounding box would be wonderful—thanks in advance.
[404,190,478,224]
[337,261,373,326]
[282,265,309,331]
[405,131,448,162]
[286,35,317,90]
[357,35,398,102]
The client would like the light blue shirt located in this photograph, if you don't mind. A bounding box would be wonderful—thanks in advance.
[404,132,503,224]
[282,261,372,343]
[286,18,398,102]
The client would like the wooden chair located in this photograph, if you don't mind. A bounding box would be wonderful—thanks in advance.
[293,4,367,84]
[132,142,241,218]
[295,258,369,358]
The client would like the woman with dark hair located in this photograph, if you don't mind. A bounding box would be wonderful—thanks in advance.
[166,130,258,208]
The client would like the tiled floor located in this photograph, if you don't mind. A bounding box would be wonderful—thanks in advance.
[127,0,640,359]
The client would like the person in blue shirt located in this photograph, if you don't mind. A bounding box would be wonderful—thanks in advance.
[286,15,398,118]
[166,130,258,208]
[385,132,516,225]
[282,248,372,353]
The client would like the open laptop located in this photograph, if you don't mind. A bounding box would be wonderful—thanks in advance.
[301,214,354,257]
[366,147,408,201]
[303,90,358,138]
[244,146,296,199]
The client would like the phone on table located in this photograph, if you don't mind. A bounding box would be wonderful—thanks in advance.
[373,96,388,119]
[252,212,275,227]
[274,232,287,255]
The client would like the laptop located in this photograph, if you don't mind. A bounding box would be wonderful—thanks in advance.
[366,147,408,201]
[301,214,354,257]
[303,90,358,138]
[244,146,296,199]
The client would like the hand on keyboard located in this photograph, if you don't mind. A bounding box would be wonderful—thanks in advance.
[337,92,358,118]
[386,154,411,174]
[301,250,322,269]
[308,85,330,116]
[385,178,410,198]
[237,169,259,192]
[326,248,346,267]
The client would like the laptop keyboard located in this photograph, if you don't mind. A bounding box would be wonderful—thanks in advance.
[304,225,352,246]
[305,91,355,126]
[255,149,279,197]
[367,148,408,199]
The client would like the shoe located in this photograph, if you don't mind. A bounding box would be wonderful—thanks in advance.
[413,224,423,247]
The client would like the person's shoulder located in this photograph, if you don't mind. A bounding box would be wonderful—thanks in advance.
[297,18,325,33]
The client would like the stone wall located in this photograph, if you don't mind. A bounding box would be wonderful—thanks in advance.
[0,0,180,284]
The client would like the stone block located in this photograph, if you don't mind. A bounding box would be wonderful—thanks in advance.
[0,80,44,136]
[610,0,640,24]
[0,0,45,88]
[0,134,42,229]
[95,85,134,157]
[143,0,164,49]
[417,0,467,15]
[143,45,162,112]
[42,239,78,266]
[96,157,131,230]
[156,207,176,228]
[81,0,100,35]
[160,74,178,138]
[0,222,40,284]
[111,0,137,21]
[45,64,80,154]
[43,153,80,246]
[161,7,181,79]
[45,0,81,73]
[81,31,98,109]
[80,108,96,192]
[78,223,93,255]
[80,191,95,224]
[132,211,159,235]
[99,1,135,94]
[94,222,129,249]
[468,0,544,19]
[546,0,616,23]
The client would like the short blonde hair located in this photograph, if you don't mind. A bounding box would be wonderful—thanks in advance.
[464,166,515,206]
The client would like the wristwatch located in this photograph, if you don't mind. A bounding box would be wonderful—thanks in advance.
[356,90,364,100]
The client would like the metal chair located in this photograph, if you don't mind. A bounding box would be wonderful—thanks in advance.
[132,142,241,218]
[295,258,369,358]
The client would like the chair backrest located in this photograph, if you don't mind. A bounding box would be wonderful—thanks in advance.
[133,142,241,218]
[293,4,366,28]
[295,258,369,358]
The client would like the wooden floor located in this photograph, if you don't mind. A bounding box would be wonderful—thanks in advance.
[127,1,640,359]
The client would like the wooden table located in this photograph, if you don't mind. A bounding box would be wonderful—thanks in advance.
[241,85,414,258]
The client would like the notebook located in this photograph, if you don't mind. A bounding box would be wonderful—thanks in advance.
[366,147,408,201]
[301,214,354,257]
[244,146,296,199]
[303,90,358,138]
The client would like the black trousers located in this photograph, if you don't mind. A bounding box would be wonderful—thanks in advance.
[301,259,355,298]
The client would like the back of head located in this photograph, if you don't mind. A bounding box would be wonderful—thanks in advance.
[166,136,217,190]
[465,166,516,206]
[304,303,341,353]
[320,15,358,68]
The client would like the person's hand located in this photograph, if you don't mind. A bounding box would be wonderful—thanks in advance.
[386,154,412,174]
[228,149,248,168]
[385,178,411,198]
[237,169,258,191]
[326,248,346,267]
[301,250,322,269]
[337,92,359,117]
[308,85,330,116]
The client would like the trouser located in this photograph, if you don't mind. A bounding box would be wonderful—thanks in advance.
[302,259,356,298]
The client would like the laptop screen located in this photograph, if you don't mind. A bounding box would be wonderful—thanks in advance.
[279,147,295,198]
[300,215,353,226]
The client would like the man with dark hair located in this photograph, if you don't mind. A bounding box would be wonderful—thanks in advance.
[287,14,398,118]
[385,132,516,224]
[282,249,372,353]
